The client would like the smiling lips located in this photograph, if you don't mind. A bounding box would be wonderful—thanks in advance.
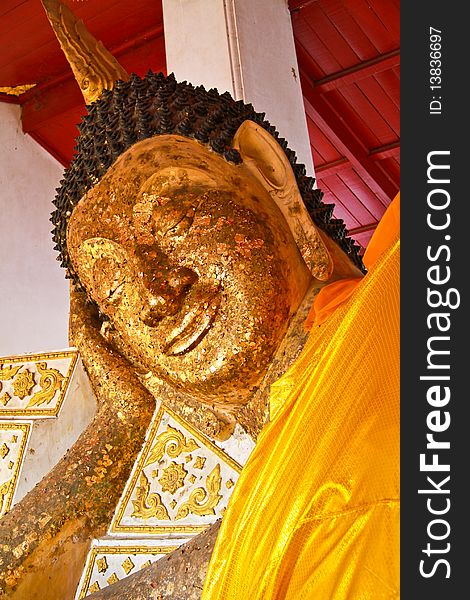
[163,288,222,356]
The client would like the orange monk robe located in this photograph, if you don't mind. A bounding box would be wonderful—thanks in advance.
[201,193,400,599]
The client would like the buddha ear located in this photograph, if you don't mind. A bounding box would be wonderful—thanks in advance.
[233,120,333,281]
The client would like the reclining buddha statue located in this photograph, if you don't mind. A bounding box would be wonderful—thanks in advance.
[0,1,399,599]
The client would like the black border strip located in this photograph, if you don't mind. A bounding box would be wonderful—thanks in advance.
[401,3,466,596]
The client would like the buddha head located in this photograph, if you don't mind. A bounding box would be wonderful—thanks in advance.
[52,73,364,407]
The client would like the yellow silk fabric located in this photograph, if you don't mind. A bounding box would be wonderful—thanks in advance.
[202,218,400,598]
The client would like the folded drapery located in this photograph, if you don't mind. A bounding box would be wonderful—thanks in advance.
[201,193,400,600]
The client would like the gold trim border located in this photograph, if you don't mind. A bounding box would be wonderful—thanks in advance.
[110,403,241,534]
[0,422,31,514]
[78,544,178,599]
[0,350,78,417]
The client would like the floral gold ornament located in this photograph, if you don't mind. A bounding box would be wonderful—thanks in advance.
[158,461,187,494]
[106,573,118,586]
[193,456,206,470]
[12,369,36,399]
[0,365,22,381]
[88,581,100,594]
[0,393,11,407]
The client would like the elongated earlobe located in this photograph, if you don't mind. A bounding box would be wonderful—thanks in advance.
[233,120,333,281]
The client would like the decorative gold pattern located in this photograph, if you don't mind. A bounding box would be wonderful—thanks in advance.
[76,543,180,599]
[88,581,100,594]
[96,557,108,573]
[41,0,128,104]
[0,422,31,517]
[0,365,21,381]
[0,394,10,407]
[121,557,135,575]
[12,370,36,399]
[176,464,222,520]
[0,480,11,515]
[106,573,118,586]
[0,84,37,96]
[194,456,206,470]
[0,351,78,417]
[144,425,199,468]
[110,405,242,535]
[131,472,170,520]
[158,461,187,494]
[26,362,64,408]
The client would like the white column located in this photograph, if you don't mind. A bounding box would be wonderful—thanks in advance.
[0,103,69,356]
[163,0,314,175]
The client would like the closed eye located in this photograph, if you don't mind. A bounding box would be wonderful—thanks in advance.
[153,196,202,239]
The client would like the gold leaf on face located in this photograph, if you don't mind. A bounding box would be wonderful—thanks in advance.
[67,135,312,419]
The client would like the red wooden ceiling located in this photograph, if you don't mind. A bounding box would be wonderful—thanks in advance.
[0,0,399,251]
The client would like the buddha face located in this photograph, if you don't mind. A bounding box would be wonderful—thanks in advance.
[67,135,312,405]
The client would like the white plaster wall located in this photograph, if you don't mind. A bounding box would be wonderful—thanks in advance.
[163,0,314,175]
[0,103,69,356]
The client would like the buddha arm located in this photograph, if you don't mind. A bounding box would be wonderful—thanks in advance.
[0,288,155,599]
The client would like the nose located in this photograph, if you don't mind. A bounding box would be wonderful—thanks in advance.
[135,244,198,326]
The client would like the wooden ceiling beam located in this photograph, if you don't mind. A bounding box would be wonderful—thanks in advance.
[315,157,349,177]
[300,68,397,204]
[289,0,318,13]
[369,141,400,161]
[314,49,400,93]
[348,222,380,235]
[315,140,400,178]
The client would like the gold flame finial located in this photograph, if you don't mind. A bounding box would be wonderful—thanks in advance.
[41,0,128,104]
